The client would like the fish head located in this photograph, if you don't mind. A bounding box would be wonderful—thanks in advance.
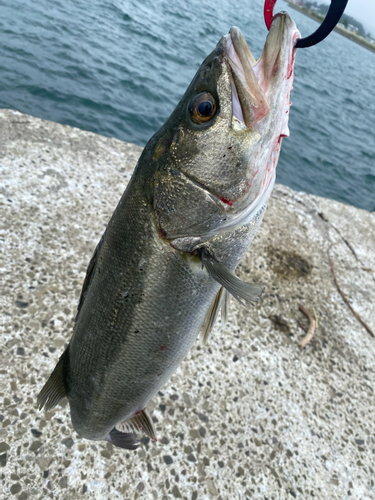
[151,13,300,244]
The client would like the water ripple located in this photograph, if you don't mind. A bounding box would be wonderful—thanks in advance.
[0,0,374,211]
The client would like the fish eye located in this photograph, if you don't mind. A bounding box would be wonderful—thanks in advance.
[188,92,217,124]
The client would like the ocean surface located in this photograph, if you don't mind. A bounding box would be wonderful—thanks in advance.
[0,0,374,211]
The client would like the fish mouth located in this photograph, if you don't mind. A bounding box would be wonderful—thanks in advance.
[226,27,269,127]
[213,13,300,231]
[225,13,300,129]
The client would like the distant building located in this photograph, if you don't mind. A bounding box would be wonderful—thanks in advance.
[348,24,359,34]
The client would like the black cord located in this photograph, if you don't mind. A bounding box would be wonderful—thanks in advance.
[295,0,349,48]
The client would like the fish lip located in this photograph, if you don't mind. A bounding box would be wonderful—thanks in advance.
[252,12,300,100]
[225,28,270,128]
[225,14,299,130]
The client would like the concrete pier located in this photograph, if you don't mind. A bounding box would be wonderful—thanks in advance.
[1,109,374,499]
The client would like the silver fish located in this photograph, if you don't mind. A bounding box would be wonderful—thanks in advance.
[38,13,300,450]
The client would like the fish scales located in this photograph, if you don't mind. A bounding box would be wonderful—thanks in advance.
[68,178,222,439]
[38,12,300,449]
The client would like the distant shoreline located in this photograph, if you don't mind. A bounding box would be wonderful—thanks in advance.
[286,1,375,53]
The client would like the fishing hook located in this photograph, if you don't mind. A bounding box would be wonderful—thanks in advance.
[264,0,349,47]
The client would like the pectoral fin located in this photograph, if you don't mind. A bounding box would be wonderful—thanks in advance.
[202,249,262,306]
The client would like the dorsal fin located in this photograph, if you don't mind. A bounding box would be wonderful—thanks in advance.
[75,236,103,322]
[37,346,69,411]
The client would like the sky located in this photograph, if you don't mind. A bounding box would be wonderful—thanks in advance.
[320,0,375,36]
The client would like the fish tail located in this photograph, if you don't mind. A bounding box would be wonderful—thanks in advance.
[106,428,139,450]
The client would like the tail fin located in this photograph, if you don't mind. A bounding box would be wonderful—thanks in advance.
[106,428,139,450]
[37,346,69,411]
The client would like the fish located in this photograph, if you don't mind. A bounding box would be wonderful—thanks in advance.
[38,12,300,450]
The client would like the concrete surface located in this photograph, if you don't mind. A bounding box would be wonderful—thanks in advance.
[1,109,374,500]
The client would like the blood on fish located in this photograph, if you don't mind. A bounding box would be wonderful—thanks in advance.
[160,345,166,351]
[220,197,234,206]
[287,42,298,79]
[287,62,294,79]
[278,134,288,145]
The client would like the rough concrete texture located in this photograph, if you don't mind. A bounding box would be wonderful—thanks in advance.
[1,109,374,500]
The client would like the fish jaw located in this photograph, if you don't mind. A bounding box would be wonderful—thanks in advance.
[253,12,301,138]
[250,13,300,212]
[226,27,270,127]
[213,12,300,232]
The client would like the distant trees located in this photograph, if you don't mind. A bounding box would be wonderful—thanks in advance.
[299,0,367,37]
[339,14,365,36]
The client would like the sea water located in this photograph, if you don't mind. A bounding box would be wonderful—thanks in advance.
[0,0,374,211]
